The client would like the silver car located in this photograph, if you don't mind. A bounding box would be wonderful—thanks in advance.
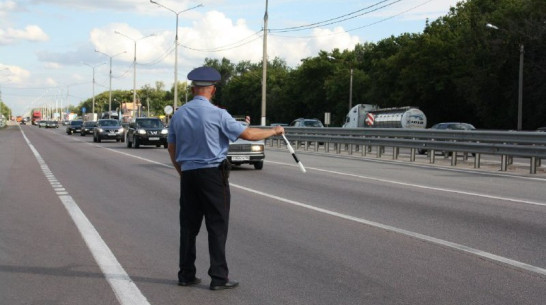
[227,122,265,170]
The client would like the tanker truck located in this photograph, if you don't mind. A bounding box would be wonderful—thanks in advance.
[342,104,426,129]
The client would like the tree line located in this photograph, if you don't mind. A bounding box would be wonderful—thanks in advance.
[77,0,545,130]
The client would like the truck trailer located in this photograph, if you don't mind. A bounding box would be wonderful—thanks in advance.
[342,104,427,129]
[31,110,42,125]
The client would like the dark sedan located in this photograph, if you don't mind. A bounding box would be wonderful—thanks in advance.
[93,119,124,142]
[66,120,83,134]
[418,122,476,155]
[80,121,97,136]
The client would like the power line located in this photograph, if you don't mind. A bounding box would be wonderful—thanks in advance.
[269,0,404,33]
[269,0,434,39]
[180,31,263,53]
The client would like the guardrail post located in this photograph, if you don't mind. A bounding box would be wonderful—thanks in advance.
[474,153,481,168]
[376,146,382,158]
[393,147,399,160]
[451,152,457,166]
[348,144,353,155]
[501,155,508,171]
[429,150,436,164]
[336,143,341,154]
[361,145,366,156]
[410,148,416,162]
[325,142,330,153]
[530,157,537,174]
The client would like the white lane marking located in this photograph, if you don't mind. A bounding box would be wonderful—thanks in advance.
[267,160,546,207]
[89,143,546,276]
[20,130,151,305]
[231,183,546,277]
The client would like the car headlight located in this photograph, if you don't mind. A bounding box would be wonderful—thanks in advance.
[161,128,168,134]
[138,129,146,135]
[251,144,264,152]
[118,127,124,132]
[98,128,104,132]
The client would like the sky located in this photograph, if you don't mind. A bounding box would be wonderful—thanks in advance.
[0,0,462,116]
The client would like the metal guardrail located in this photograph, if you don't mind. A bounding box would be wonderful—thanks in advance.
[260,127,546,174]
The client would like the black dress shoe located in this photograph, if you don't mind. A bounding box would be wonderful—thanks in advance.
[209,280,239,290]
[178,277,201,286]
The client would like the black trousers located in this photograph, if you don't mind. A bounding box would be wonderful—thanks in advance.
[178,166,230,284]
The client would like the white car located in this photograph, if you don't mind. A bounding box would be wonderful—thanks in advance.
[227,122,265,170]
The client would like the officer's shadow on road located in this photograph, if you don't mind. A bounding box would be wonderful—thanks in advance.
[0,264,179,286]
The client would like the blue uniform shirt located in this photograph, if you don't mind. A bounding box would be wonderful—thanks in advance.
[168,96,246,171]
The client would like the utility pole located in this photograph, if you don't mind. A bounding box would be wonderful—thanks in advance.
[261,0,268,126]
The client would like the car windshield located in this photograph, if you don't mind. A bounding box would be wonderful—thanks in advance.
[71,121,83,126]
[137,119,163,128]
[100,120,119,127]
[83,122,95,127]
[432,123,475,130]
[303,120,323,127]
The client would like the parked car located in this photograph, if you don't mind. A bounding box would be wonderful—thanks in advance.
[418,122,476,155]
[66,120,83,134]
[126,117,168,148]
[289,118,325,145]
[80,121,97,136]
[289,118,324,127]
[45,120,59,128]
[428,122,476,131]
[227,122,265,170]
[93,119,124,142]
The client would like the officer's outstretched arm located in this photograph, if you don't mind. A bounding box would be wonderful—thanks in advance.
[239,126,284,141]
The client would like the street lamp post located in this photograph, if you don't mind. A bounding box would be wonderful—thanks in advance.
[150,0,202,110]
[349,68,353,111]
[95,50,126,119]
[84,62,105,117]
[114,31,155,112]
[486,23,524,131]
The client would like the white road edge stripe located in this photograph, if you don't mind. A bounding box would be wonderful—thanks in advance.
[97,143,546,276]
[21,129,151,305]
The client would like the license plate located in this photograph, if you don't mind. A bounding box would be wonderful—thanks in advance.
[108,133,115,136]
[232,156,250,161]
[149,137,160,141]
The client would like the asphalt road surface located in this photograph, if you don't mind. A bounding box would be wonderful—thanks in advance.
[1,124,545,305]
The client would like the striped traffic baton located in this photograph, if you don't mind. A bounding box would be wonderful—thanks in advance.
[281,133,307,173]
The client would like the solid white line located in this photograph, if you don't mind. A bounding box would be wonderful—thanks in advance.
[20,129,151,305]
[90,142,546,276]
[267,160,546,207]
[230,183,546,277]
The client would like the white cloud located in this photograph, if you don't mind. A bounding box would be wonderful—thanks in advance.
[0,65,31,84]
[44,62,61,69]
[0,25,49,45]
[178,11,359,68]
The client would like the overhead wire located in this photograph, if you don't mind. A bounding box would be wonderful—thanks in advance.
[269,0,435,39]
[269,0,404,33]
[180,30,263,53]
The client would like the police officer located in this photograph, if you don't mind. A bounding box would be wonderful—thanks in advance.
[167,66,284,290]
